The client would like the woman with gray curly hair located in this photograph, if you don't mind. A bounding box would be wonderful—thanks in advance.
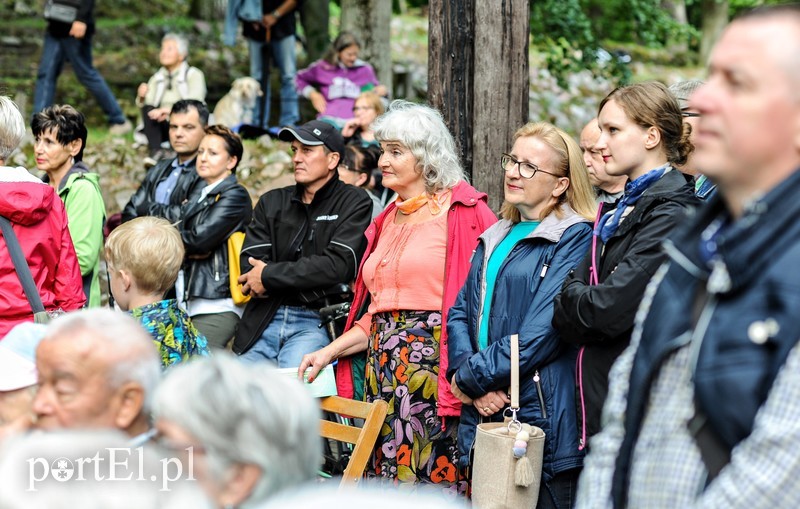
[153,354,320,507]
[300,100,496,492]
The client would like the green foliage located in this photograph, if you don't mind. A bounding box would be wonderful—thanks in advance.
[531,0,630,89]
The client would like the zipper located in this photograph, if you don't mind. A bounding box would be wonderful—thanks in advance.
[186,263,195,301]
[576,347,587,450]
[533,370,547,419]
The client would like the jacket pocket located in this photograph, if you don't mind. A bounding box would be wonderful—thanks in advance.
[533,370,547,419]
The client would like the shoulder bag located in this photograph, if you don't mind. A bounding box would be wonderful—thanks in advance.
[43,0,82,24]
[227,231,251,305]
[471,334,545,508]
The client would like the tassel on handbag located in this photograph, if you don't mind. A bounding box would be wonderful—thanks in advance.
[470,334,545,509]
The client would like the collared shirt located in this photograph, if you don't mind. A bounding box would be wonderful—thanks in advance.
[576,320,800,509]
[154,158,192,205]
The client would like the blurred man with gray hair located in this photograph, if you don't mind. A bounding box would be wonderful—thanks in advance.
[579,118,627,204]
[31,309,160,444]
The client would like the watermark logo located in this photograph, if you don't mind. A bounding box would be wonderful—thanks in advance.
[28,447,194,492]
[51,457,74,482]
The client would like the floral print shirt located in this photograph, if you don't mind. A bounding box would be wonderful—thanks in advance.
[130,299,209,369]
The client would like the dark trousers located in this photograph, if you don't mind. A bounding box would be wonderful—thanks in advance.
[33,32,126,125]
[140,105,169,154]
[536,467,581,509]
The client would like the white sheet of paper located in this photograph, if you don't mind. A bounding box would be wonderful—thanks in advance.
[278,363,338,398]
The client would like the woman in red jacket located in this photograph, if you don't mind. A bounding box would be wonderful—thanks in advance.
[300,100,496,492]
[0,96,84,337]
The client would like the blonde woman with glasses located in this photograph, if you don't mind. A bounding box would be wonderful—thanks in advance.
[447,122,596,507]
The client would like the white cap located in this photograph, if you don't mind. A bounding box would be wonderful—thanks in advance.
[0,322,47,392]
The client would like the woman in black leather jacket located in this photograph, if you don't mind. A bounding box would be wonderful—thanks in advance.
[178,125,252,349]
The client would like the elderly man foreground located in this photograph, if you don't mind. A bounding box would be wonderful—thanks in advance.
[31,309,160,444]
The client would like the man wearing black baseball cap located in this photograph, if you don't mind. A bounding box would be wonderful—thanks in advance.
[234,120,373,366]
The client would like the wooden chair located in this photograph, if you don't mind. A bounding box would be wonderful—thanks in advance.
[319,395,389,488]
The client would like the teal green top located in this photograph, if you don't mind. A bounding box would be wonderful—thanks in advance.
[478,221,540,350]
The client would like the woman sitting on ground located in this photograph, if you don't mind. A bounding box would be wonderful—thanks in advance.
[296,32,388,129]
[136,33,206,161]
[342,91,384,149]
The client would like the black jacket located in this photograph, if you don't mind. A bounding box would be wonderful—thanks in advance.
[233,173,373,354]
[552,169,698,441]
[121,157,203,223]
[47,0,95,37]
[180,174,253,301]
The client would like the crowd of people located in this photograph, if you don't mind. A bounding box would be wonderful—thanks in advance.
[2,2,800,508]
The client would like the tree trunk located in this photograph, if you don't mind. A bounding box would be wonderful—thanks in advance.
[700,0,728,64]
[662,0,689,54]
[189,0,227,20]
[428,0,529,211]
[428,0,475,181]
[340,0,393,94]
[472,0,530,212]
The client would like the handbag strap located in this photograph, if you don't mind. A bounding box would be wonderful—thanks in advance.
[0,216,46,314]
[510,333,520,409]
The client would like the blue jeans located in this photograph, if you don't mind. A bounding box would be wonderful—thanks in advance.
[33,32,126,125]
[239,305,329,368]
[248,34,299,128]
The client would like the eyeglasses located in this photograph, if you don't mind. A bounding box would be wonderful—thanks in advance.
[681,111,701,118]
[352,106,373,112]
[501,153,562,179]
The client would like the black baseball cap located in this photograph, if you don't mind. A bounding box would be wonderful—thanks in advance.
[278,120,345,161]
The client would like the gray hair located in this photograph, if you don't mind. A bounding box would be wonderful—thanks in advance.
[668,80,705,110]
[0,96,25,162]
[0,430,212,509]
[152,354,321,507]
[162,33,189,58]
[372,100,466,193]
[44,309,161,413]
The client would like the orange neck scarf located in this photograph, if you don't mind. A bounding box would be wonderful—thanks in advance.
[395,189,451,215]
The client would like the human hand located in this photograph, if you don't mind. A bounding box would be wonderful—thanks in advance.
[374,84,388,97]
[341,118,360,138]
[262,14,278,28]
[148,108,169,122]
[450,376,473,405]
[310,91,327,114]
[473,390,511,417]
[69,21,87,39]
[298,346,336,383]
[238,257,267,297]
[137,83,148,100]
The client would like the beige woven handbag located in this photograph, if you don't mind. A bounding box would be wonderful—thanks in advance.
[471,334,546,509]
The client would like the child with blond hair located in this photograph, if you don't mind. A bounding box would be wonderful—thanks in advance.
[105,217,208,368]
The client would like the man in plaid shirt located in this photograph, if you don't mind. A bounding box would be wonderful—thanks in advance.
[577,5,800,508]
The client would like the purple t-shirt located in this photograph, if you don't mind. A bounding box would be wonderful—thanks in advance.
[296,59,379,121]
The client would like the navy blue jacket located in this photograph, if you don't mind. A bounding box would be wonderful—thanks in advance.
[611,169,800,507]
[447,207,592,481]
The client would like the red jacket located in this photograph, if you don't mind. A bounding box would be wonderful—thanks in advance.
[337,181,497,417]
[0,167,85,338]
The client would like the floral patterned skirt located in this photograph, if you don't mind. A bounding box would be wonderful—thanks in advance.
[365,310,467,495]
